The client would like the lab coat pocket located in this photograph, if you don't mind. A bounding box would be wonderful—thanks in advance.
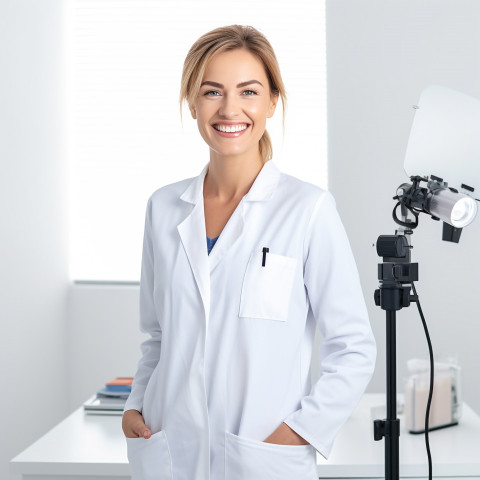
[239,251,297,322]
[225,432,318,480]
[126,430,173,480]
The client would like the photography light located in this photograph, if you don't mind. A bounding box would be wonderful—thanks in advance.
[393,175,478,241]
[397,85,480,242]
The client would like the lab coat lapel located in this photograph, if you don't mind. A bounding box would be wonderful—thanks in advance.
[177,165,211,324]
[208,160,280,272]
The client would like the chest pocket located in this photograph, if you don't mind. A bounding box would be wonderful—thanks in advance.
[239,250,297,322]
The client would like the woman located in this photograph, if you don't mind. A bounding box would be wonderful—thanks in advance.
[122,25,376,480]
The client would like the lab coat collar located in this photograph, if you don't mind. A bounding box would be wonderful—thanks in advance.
[244,160,280,202]
[179,160,281,205]
[179,163,209,205]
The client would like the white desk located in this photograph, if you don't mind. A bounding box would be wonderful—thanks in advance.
[317,394,480,479]
[10,394,480,480]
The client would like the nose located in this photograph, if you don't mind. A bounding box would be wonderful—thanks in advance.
[218,93,240,118]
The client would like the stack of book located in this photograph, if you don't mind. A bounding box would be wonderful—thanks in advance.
[83,377,133,415]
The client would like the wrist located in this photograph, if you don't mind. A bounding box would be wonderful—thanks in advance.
[282,423,309,445]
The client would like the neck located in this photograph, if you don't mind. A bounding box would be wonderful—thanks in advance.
[204,151,265,202]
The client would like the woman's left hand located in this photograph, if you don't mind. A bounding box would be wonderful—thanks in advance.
[263,422,310,445]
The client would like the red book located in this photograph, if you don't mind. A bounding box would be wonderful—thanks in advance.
[105,377,133,391]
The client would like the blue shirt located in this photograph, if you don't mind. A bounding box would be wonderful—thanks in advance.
[206,235,219,255]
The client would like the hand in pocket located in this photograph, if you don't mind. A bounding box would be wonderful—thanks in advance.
[122,409,153,439]
[263,422,310,446]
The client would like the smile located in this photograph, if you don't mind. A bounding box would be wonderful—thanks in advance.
[211,123,250,138]
[213,123,249,133]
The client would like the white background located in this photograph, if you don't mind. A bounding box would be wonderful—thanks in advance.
[2,1,480,479]
[69,0,327,281]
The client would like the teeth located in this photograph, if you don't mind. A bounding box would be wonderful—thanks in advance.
[214,124,248,133]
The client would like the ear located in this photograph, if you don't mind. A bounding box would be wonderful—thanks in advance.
[189,104,197,119]
[267,94,279,118]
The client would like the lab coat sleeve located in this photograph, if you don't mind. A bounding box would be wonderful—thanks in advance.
[283,191,376,459]
[123,198,162,413]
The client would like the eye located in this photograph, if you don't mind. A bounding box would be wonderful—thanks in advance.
[242,89,258,96]
[204,90,221,96]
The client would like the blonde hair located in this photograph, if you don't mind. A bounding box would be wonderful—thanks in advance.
[180,25,286,163]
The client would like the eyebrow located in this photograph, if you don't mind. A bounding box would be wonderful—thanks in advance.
[200,80,264,89]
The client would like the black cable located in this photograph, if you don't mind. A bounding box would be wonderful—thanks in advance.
[392,201,420,228]
[411,282,433,480]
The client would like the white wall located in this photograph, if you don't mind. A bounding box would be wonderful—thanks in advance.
[326,0,480,412]
[0,1,69,479]
[67,284,145,410]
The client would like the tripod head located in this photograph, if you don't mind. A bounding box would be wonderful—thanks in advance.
[375,222,418,312]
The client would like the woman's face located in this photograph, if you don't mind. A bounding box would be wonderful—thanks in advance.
[191,48,278,162]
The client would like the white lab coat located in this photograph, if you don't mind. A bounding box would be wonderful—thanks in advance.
[124,160,376,480]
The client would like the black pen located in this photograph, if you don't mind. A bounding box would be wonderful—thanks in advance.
[262,247,269,267]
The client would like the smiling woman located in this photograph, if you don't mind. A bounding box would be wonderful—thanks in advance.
[122,24,376,480]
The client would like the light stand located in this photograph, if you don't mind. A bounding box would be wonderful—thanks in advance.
[372,175,477,480]
[373,85,480,479]
[373,225,418,480]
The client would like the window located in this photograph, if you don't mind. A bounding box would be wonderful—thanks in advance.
[67,0,327,281]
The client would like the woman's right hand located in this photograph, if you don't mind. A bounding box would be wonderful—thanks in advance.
[122,409,153,439]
